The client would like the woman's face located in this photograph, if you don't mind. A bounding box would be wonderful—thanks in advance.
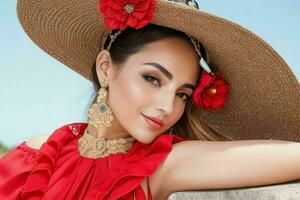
[96,37,199,144]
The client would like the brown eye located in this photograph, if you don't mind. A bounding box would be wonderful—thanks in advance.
[177,93,190,102]
[143,75,161,87]
[143,74,190,102]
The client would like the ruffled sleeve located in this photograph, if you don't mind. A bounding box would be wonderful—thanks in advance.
[89,134,186,200]
[0,142,39,199]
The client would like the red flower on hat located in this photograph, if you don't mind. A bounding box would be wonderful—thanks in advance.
[99,0,157,30]
[192,70,230,111]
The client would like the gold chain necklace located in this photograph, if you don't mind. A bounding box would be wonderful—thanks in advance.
[77,128,136,159]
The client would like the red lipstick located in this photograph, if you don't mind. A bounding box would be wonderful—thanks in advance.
[142,114,165,129]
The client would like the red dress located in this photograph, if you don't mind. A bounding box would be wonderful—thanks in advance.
[0,122,185,199]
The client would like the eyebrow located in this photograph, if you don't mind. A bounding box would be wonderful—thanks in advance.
[142,62,196,90]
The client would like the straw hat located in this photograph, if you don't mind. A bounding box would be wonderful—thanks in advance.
[16,0,300,141]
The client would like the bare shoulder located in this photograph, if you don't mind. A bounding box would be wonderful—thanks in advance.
[147,141,190,200]
[25,134,50,150]
[150,140,222,198]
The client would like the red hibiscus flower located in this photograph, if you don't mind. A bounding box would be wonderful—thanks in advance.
[192,70,230,111]
[99,0,157,30]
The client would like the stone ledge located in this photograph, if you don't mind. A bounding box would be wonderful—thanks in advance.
[167,180,300,200]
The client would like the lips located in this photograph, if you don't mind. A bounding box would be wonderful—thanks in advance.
[142,114,164,126]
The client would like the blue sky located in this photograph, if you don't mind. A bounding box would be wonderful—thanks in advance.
[0,0,299,148]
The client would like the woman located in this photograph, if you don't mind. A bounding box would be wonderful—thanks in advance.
[0,0,300,199]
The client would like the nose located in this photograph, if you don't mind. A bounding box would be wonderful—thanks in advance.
[156,93,175,116]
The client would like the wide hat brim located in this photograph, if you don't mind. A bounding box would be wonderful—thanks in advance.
[17,0,300,141]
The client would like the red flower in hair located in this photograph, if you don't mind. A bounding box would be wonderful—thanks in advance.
[192,70,230,111]
[99,0,157,30]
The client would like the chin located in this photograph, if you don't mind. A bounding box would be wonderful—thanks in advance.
[135,134,155,144]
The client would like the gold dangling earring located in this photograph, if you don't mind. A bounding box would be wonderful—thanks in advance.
[169,127,174,135]
[88,77,114,128]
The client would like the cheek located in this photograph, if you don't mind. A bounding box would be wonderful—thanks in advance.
[109,74,148,113]
[169,107,185,127]
[108,73,164,143]
[107,73,154,138]
[109,77,143,118]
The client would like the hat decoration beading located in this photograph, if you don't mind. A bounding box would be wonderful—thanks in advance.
[98,0,230,111]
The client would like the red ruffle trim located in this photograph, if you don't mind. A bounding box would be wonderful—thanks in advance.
[20,123,84,199]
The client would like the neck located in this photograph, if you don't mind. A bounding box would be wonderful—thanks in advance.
[86,122,133,140]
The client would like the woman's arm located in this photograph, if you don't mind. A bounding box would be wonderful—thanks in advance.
[162,139,300,195]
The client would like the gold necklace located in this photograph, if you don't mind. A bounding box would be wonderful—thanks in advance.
[77,128,136,159]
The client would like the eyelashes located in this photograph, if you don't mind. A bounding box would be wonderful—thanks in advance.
[143,74,160,86]
[142,74,191,101]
